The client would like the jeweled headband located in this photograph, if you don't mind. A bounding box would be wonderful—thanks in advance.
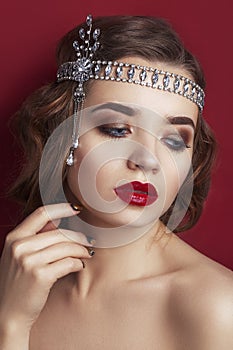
[56,14,205,166]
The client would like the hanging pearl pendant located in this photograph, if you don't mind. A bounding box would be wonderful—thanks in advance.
[66,148,74,166]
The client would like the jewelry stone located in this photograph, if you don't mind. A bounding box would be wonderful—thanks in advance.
[57,14,205,167]
[163,74,170,89]
[105,64,112,76]
[183,81,189,94]
[79,28,85,40]
[127,66,135,79]
[152,72,159,85]
[116,65,123,78]
[139,69,147,81]
[174,77,180,91]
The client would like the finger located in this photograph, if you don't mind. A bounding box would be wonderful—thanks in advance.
[39,219,61,233]
[58,228,95,247]
[11,228,95,256]
[39,257,86,284]
[11,203,81,239]
[20,242,92,268]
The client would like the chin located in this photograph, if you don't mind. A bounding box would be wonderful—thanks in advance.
[80,204,163,229]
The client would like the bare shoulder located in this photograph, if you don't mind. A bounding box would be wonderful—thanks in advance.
[168,235,233,349]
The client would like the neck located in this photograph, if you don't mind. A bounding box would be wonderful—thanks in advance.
[64,220,172,298]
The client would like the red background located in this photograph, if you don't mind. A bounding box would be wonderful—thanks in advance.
[0,0,232,269]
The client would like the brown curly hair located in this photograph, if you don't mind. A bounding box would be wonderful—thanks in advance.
[9,16,217,232]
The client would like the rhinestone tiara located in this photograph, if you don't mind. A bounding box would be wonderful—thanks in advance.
[57,61,205,111]
[57,14,205,167]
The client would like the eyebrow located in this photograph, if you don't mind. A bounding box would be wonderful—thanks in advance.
[92,102,195,129]
[167,116,195,130]
[91,102,137,116]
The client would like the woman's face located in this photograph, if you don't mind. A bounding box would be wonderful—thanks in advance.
[66,59,198,231]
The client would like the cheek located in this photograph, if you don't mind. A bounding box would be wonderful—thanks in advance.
[67,142,121,209]
[159,149,192,203]
[66,131,193,216]
[96,160,124,199]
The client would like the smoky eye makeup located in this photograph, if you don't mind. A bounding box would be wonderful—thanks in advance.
[85,107,194,151]
[96,123,193,152]
[159,126,193,152]
[84,109,133,138]
[97,123,132,138]
[178,128,193,146]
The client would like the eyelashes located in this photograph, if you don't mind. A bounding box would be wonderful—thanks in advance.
[160,136,191,152]
[98,125,131,138]
[97,124,192,152]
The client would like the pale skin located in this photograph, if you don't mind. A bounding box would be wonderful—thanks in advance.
[0,59,233,350]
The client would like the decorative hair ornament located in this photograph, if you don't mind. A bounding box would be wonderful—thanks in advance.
[57,14,205,166]
[60,14,101,166]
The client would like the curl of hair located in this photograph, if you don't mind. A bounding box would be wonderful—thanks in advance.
[9,16,217,231]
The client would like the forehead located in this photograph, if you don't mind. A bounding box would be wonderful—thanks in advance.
[85,60,199,125]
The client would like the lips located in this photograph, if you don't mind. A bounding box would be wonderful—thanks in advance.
[114,181,158,206]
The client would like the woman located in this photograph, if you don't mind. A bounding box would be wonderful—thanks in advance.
[0,15,232,349]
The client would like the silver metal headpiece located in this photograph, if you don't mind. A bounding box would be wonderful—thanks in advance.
[58,14,101,166]
[57,14,205,166]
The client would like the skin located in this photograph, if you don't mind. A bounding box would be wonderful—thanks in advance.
[0,59,232,350]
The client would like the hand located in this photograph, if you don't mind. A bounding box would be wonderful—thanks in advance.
[0,203,94,335]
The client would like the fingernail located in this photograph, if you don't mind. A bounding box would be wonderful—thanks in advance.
[81,260,85,268]
[87,248,95,257]
[86,235,96,245]
[70,203,83,211]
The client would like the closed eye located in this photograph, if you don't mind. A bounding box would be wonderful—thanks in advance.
[160,135,191,152]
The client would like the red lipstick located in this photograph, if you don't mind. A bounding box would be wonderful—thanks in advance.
[114,181,158,206]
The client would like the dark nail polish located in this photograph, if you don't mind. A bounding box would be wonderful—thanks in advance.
[88,248,95,256]
[70,203,83,211]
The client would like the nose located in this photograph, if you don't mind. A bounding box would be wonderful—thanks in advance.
[127,132,160,173]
